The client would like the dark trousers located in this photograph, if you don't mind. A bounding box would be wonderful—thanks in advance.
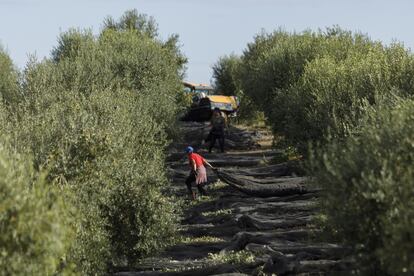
[185,171,207,195]
[209,133,224,153]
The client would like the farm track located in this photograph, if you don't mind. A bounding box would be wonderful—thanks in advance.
[116,122,351,276]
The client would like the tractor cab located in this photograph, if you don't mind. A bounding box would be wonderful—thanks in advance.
[182,81,240,122]
[183,81,213,106]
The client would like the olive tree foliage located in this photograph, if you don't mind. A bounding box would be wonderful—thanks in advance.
[236,27,414,151]
[0,46,19,106]
[50,28,94,63]
[102,9,187,78]
[101,9,188,115]
[212,54,242,96]
[19,63,177,271]
[0,98,75,275]
[310,99,414,275]
[215,26,414,273]
[212,54,263,123]
[276,47,395,150]
[103,9,159,38]
[1,9,186,275]
[49,17,186,129]
[0,136,76,276]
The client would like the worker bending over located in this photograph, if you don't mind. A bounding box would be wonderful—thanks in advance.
[185,146,215,200]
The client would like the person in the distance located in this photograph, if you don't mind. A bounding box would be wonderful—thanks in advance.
[208,107,227,153]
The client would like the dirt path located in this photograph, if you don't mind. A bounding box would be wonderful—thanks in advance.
[117,122,351,275]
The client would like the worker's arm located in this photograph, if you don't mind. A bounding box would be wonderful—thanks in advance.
[203,159,215,169]
[191,159,197,172]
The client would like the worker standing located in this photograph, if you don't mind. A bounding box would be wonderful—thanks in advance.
[185,146,215,200]
[208,107,227,153]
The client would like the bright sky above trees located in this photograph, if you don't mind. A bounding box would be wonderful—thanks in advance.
[0,0,413,83]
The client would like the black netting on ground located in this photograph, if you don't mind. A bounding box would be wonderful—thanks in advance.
[214,169,311,197]
[116,122,351,276]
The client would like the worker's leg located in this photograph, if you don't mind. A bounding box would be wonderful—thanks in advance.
[197,184,207,196]
[209,135,217,153]
[218,134,225,153]
[185,172,197,200]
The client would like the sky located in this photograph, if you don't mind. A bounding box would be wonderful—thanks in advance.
[0,0,413,84]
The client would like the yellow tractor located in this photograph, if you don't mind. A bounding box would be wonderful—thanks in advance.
[182,81,239,121]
